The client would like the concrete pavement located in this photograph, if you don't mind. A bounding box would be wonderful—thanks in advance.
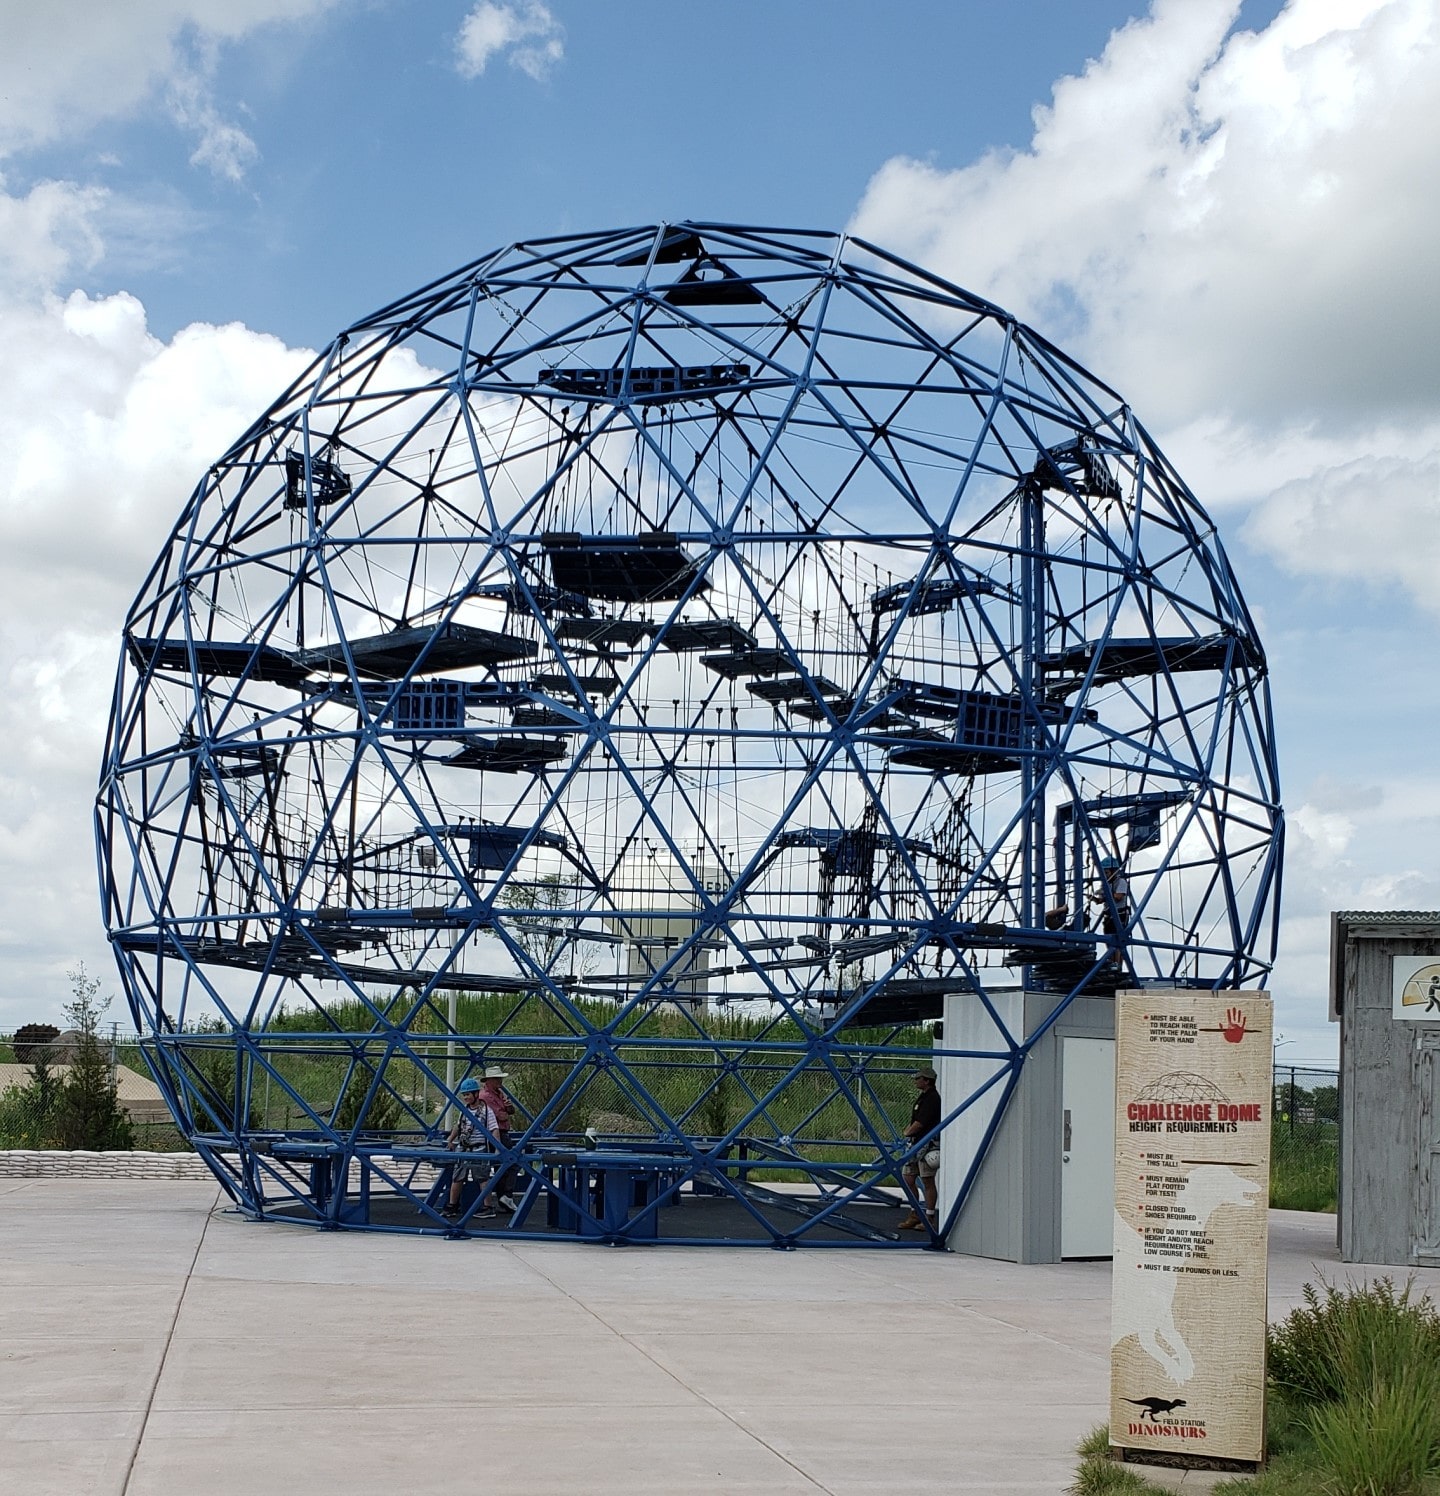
[1,1182,1433,1496]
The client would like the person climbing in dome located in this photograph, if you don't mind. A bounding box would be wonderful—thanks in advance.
[478,1064,520,1212]
[443,1076,499,1220]
[1092,854,1133,963]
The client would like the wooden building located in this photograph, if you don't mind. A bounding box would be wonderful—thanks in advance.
[1331,911,1440,1265]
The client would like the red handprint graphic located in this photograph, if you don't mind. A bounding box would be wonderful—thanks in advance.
[1220,1007,1249,1043]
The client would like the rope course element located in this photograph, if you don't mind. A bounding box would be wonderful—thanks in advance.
[97,222,1282,1246]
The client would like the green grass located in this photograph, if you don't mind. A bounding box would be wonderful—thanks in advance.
[1270,1120,1338,1211]
[1078,1279,1440,1496]
[86,994,935,1179]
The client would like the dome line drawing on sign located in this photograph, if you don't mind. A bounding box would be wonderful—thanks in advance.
[98,222,1282,1246]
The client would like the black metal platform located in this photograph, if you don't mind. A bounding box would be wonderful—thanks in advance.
[297,621,536,677]
[128,637,312,688]
[543,532,706,603]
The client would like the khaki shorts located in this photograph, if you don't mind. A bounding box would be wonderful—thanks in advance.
[905,1148,940,1180]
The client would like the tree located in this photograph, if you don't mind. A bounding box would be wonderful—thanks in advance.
[500,874,598,979]
[52,966,133,1151]
[334,1060,403,1134]
[19,1046,62,1143]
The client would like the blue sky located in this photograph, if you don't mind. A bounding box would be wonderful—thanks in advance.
[14,0,1275,344]
[0,0,1435,1061]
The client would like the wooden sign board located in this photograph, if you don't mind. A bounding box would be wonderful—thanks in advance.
[1110,991,1272,1468]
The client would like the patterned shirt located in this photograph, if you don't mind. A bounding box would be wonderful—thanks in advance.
[452,1098,499,1151]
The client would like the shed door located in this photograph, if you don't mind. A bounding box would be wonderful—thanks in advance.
[1061,1037,1115,1258]
[1413,1033,1440,1260]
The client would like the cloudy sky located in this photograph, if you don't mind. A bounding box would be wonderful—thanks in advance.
[1,0,1434,1060]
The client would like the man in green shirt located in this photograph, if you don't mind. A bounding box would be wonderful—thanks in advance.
[897,1065,941,1231]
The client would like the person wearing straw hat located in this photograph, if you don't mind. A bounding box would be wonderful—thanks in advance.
[897,1065,941,1231]
[478,1065,519,1212]
[444,1076,499,1220]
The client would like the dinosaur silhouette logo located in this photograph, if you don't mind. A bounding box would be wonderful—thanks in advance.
[1125,1397,1188,1422]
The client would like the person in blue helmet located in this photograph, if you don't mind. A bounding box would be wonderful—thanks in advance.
[444,1076,499,1220]
[1093,854,1133,961]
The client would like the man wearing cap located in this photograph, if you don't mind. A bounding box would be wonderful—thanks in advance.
[1092,856,1133,968]
[444,1076,499,1219]
[478,1066,518,1212]
[1093,856,1132,934]
[897,1065,941,1231]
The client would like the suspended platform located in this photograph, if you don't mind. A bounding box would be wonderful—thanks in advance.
[297,621,536,677]
[1040,633,1263,693]
[127,637,311,688]
[543,531,706,603]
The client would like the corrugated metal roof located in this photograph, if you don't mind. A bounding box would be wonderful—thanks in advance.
[1330,911,1440,1018]
[1333,910,1440,923]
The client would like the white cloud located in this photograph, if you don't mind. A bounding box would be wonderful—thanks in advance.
[851,0,1440,615]
[166,51,261,184]
[0,176,107,296]
[455,1,565,82]
[1275,774,1440,1043]
[0,0,336,178]
[0,276,311,1025]
[1245,449,1440,608]
[851,0,1440,1058]
[852,0,1439,434]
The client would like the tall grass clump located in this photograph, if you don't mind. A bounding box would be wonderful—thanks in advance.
[1307,1365,1440,1496]
[1068,1428,1180,1496]
[1264,1277,1440,1496]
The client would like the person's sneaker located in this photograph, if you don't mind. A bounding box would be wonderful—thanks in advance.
[496,1195,518,1213]
[473,1206,499,1219]
[441,1206,459,1219]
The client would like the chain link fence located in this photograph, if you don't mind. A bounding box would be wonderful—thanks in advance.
[3,1025,1345,1215]
[0,1031,188,1151]
[1271,1062,1339,1211]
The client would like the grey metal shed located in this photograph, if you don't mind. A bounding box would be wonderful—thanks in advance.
[1332,911,1440,1265]
[937,988,1117,1263]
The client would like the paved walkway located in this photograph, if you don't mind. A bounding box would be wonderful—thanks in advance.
[2,1182,1433,1495]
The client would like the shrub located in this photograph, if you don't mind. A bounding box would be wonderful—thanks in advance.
[1268,1277,1440,1407]
[334,1063,403,1132]
[1307,1363,1440,1496]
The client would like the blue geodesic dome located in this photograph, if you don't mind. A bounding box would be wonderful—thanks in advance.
[97,223,1281,1244]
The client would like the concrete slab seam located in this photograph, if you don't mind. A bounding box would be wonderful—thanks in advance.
[944,1303,1111,1366]
[508,1246,841,1495]
[118,1188,221,1495]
